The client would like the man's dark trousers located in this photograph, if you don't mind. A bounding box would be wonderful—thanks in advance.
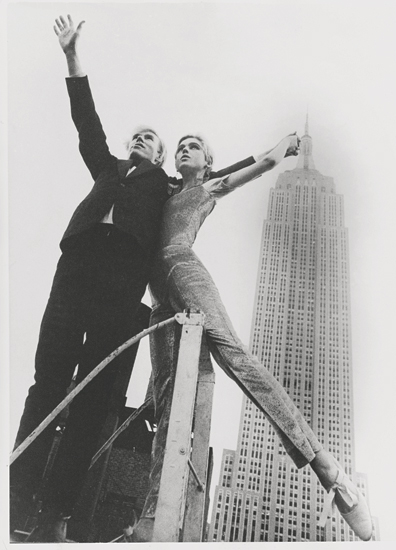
[11,223,150,516]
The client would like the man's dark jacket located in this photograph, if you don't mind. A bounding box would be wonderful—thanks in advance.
[62,76,255,254]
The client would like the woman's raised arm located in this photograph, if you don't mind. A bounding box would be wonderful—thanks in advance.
[204,133,300,198]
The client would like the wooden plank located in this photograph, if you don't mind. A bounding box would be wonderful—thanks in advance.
[182,351,215,542]
[152,313,204,542]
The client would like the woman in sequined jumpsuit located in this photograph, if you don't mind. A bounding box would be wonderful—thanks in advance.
[132,134,372,542]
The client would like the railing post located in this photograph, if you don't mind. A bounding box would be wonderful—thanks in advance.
[182,339,215,542]
[151,311,205,543]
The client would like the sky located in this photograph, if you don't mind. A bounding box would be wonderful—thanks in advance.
[2,0,396,546]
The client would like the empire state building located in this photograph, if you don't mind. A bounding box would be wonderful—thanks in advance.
[208,120,379,542]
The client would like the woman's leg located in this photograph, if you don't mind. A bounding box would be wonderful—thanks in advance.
[165,256,321,467]
[164,254,372,540]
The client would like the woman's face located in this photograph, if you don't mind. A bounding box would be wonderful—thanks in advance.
[175,138,207,176]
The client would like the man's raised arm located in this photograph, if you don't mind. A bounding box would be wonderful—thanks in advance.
[54,15,115,180]
[54,14,85,77]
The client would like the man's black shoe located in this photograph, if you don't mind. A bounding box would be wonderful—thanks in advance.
[25,510,70,543]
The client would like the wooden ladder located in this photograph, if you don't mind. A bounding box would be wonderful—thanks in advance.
[151,311,215,543]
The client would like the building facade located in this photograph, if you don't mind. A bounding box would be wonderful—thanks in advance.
[208,121,379,542]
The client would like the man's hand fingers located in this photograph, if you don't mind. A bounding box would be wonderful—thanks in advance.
[59,15,68,28]
[53,25,60,36]
[76,21,86,33]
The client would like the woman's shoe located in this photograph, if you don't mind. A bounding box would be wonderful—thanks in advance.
[319,466,373,541]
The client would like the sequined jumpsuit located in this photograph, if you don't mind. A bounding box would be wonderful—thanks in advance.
[141,182,323,519]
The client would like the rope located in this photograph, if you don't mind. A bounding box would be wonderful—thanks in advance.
[10,316,175,465]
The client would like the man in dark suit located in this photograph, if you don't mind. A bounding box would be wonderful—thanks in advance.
[10,15,170,542]
[10,15,256,542]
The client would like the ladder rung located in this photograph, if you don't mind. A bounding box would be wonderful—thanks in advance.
[188,458,205,491]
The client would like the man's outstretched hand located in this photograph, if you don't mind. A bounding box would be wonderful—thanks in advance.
[54,14,85,55]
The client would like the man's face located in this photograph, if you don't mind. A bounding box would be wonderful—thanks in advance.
[128,131,162,165]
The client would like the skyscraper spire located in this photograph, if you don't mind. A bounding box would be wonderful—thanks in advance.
[296,113,315,170]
